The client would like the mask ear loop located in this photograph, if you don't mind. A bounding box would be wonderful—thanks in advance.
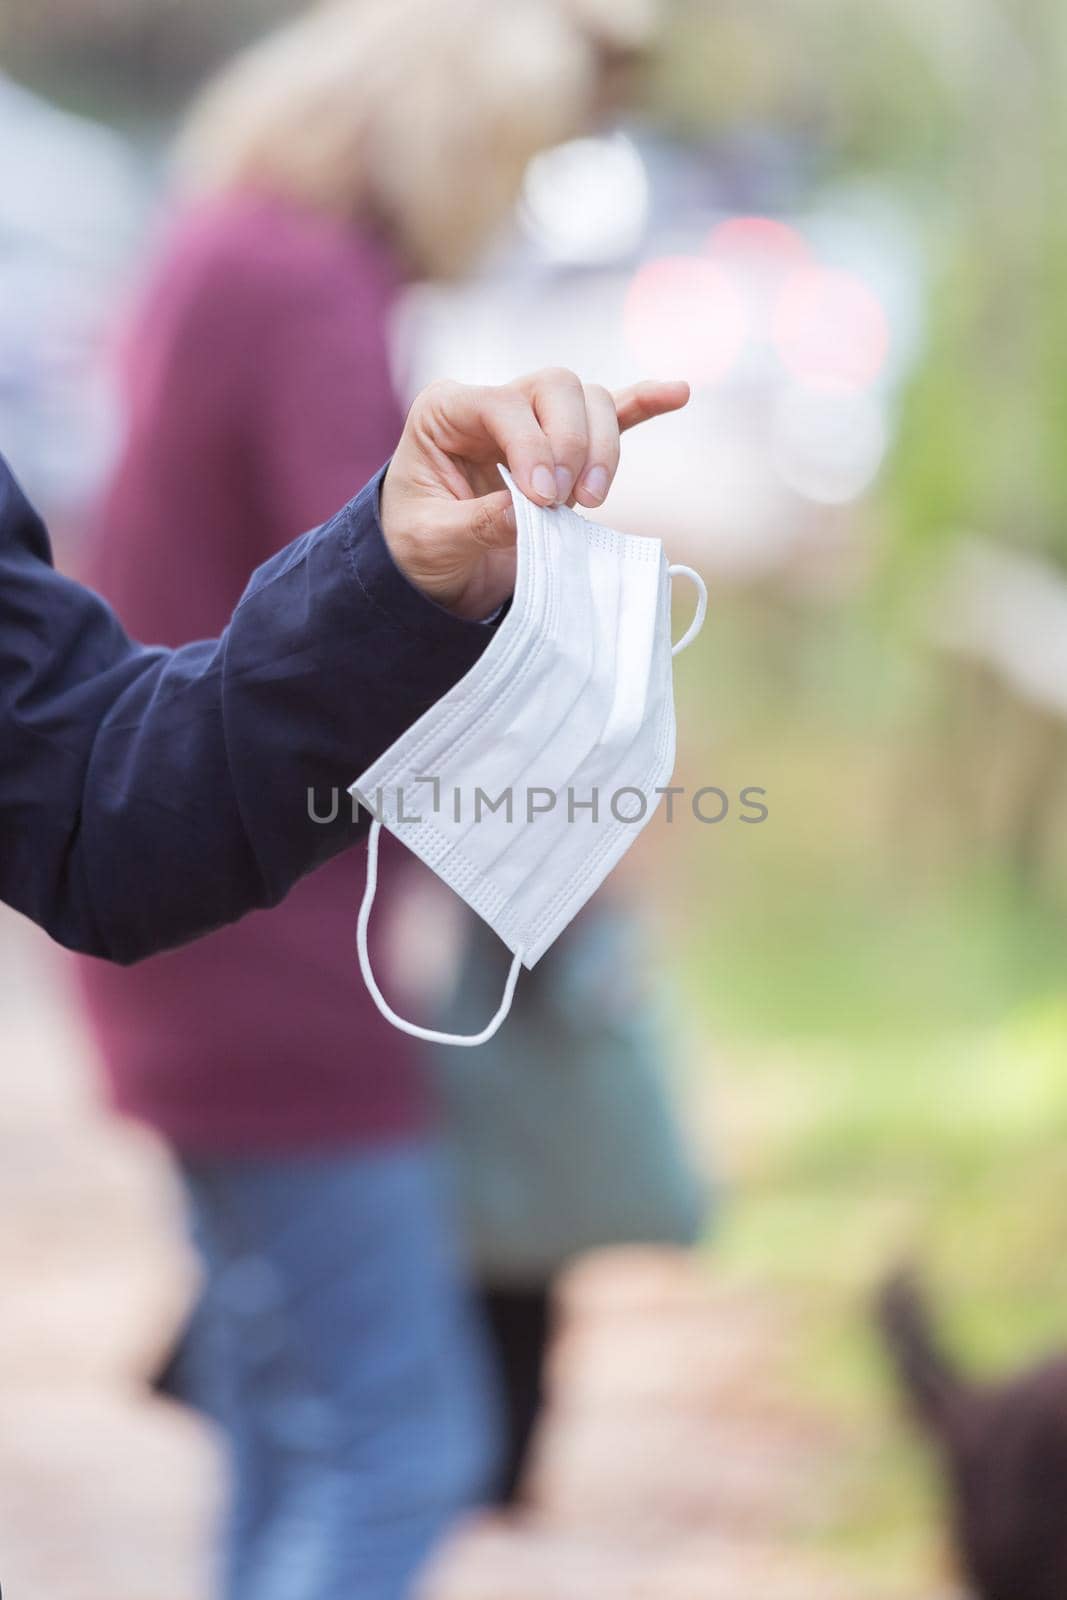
[667,564,708,656]
[357,818,523,1047]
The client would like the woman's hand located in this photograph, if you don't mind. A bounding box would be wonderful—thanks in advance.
[380,368,689,619]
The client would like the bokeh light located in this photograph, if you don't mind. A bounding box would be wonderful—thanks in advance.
[771,265,890,390]
[706,215,811,275]
[520,133,649,264]
[623,255,749,386]
[770,383,888,504]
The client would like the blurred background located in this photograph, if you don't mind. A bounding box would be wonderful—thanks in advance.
[2,0,1066,1596]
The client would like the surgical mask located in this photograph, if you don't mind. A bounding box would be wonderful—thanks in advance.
[350,468,706,1047]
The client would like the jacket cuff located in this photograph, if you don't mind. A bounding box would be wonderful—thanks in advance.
[339,462,500,646]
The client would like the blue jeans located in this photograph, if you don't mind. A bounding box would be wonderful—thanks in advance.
[172,1140,499,1600]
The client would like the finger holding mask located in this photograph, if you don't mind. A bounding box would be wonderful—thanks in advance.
[356,404,707,1045]
[380,369,690,619]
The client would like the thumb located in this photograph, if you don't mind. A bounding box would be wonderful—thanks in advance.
[444,488,517,551]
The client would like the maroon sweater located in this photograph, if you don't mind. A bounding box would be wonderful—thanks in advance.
[79,193,425,1152]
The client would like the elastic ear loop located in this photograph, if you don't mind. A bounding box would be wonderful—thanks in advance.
[668,564,708,656]
[357,817,524,1047]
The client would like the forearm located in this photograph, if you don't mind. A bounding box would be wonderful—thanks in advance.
[0,463,493,962]
[1,367,687,960]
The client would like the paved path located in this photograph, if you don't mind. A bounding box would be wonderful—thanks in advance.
[0,908,924,1600]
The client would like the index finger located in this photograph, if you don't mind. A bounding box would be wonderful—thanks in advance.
[612,379,691,433]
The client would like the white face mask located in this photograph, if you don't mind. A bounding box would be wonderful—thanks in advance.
[350,468,706,1047]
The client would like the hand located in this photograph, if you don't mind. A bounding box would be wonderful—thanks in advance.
[380,368,689,619]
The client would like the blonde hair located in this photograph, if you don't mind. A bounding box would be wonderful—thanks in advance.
[558,0,662,52]
[176,0,596,278]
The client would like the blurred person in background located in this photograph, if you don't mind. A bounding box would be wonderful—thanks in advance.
[558,0,661,120]
[77,3,599,1597]
[419,0,708,1508]
[428,900,706,1504]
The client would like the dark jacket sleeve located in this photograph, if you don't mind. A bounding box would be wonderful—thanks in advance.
[0,455,491,962]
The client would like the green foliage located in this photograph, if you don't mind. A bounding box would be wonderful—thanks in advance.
[654,0,955,175]
[670,590,1067,1589]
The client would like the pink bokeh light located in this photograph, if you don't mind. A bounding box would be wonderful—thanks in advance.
[771,266,890,390]
[623,255,749,387]
[706,215,811,274]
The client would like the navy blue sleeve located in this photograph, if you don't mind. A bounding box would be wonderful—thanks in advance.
[0,456,492,962]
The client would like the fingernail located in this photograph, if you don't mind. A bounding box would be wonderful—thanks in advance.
[581,465,610,503]
[554,465,573,503]
[531,464,556,502]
